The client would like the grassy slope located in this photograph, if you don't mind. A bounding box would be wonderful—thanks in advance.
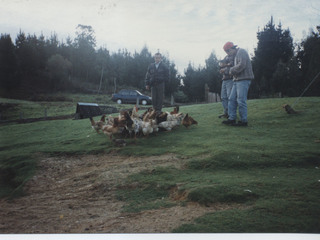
[0,96,320,232]
[0,93,118,120]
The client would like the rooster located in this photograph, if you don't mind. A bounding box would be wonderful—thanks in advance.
[90,114,106,133]
[182,113,198,128]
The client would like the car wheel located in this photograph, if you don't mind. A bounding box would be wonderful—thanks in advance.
[141,100,147,105]
[116,99,122,104]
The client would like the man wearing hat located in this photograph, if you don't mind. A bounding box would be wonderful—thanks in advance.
[221,42,254,126]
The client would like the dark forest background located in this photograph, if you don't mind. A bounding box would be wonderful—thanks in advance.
[1,17,320,102]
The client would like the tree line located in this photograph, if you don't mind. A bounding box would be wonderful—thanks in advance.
[183,17,320,101]
[1,18,320,102]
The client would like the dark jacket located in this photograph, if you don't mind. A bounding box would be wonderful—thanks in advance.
[145,61,169,87]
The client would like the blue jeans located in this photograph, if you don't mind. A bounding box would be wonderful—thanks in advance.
[228,80,251,122]
[221,79,233,114]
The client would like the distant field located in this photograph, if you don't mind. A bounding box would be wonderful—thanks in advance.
[0,96,319,233]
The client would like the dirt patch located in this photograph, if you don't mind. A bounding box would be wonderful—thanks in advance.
[0,153,243,233]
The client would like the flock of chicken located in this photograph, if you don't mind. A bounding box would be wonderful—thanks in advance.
[89,106,198,142]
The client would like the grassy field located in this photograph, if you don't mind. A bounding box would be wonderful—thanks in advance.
[0,93,129,121]
[0,95,320,232]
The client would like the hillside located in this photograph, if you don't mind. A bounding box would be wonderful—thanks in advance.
[0,97,319,233]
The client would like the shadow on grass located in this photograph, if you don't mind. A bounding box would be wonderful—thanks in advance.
[172,200,320,233]
[0,155,36,198]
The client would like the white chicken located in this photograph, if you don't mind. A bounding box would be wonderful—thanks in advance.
[158,113,184,131]
[166,112,184,121]
[158,120,177,131]
[141,119,158,136]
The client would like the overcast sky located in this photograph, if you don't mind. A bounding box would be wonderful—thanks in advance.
[1,0,319,74]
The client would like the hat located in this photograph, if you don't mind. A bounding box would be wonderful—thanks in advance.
[223,42,237,51]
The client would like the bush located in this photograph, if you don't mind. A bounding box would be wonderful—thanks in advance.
[173,90,189,103]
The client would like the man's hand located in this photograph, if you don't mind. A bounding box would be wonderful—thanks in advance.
[220,67,230,74]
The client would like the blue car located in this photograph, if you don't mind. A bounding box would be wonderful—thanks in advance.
[111,89,152,105]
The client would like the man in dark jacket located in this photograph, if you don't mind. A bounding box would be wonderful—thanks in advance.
[145,53,169,114]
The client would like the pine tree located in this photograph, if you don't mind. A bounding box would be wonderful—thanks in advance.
[205,52,221,93]
[0,34,18,93]
[252,16,294,97]
[297,29,320,96]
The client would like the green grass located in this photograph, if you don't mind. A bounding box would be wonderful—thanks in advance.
[176,167,320,232]
[172,202,320,233]
[0,96,320,232]
[0,93,133,121]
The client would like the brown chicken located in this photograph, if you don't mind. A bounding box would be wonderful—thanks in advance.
[143,108,157,122]
[182,113,198,128]
[107,112,128,128]
[102,118,122,140]
[170,106,179,115]
[90,115,106,133]
[141,107,153,120]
